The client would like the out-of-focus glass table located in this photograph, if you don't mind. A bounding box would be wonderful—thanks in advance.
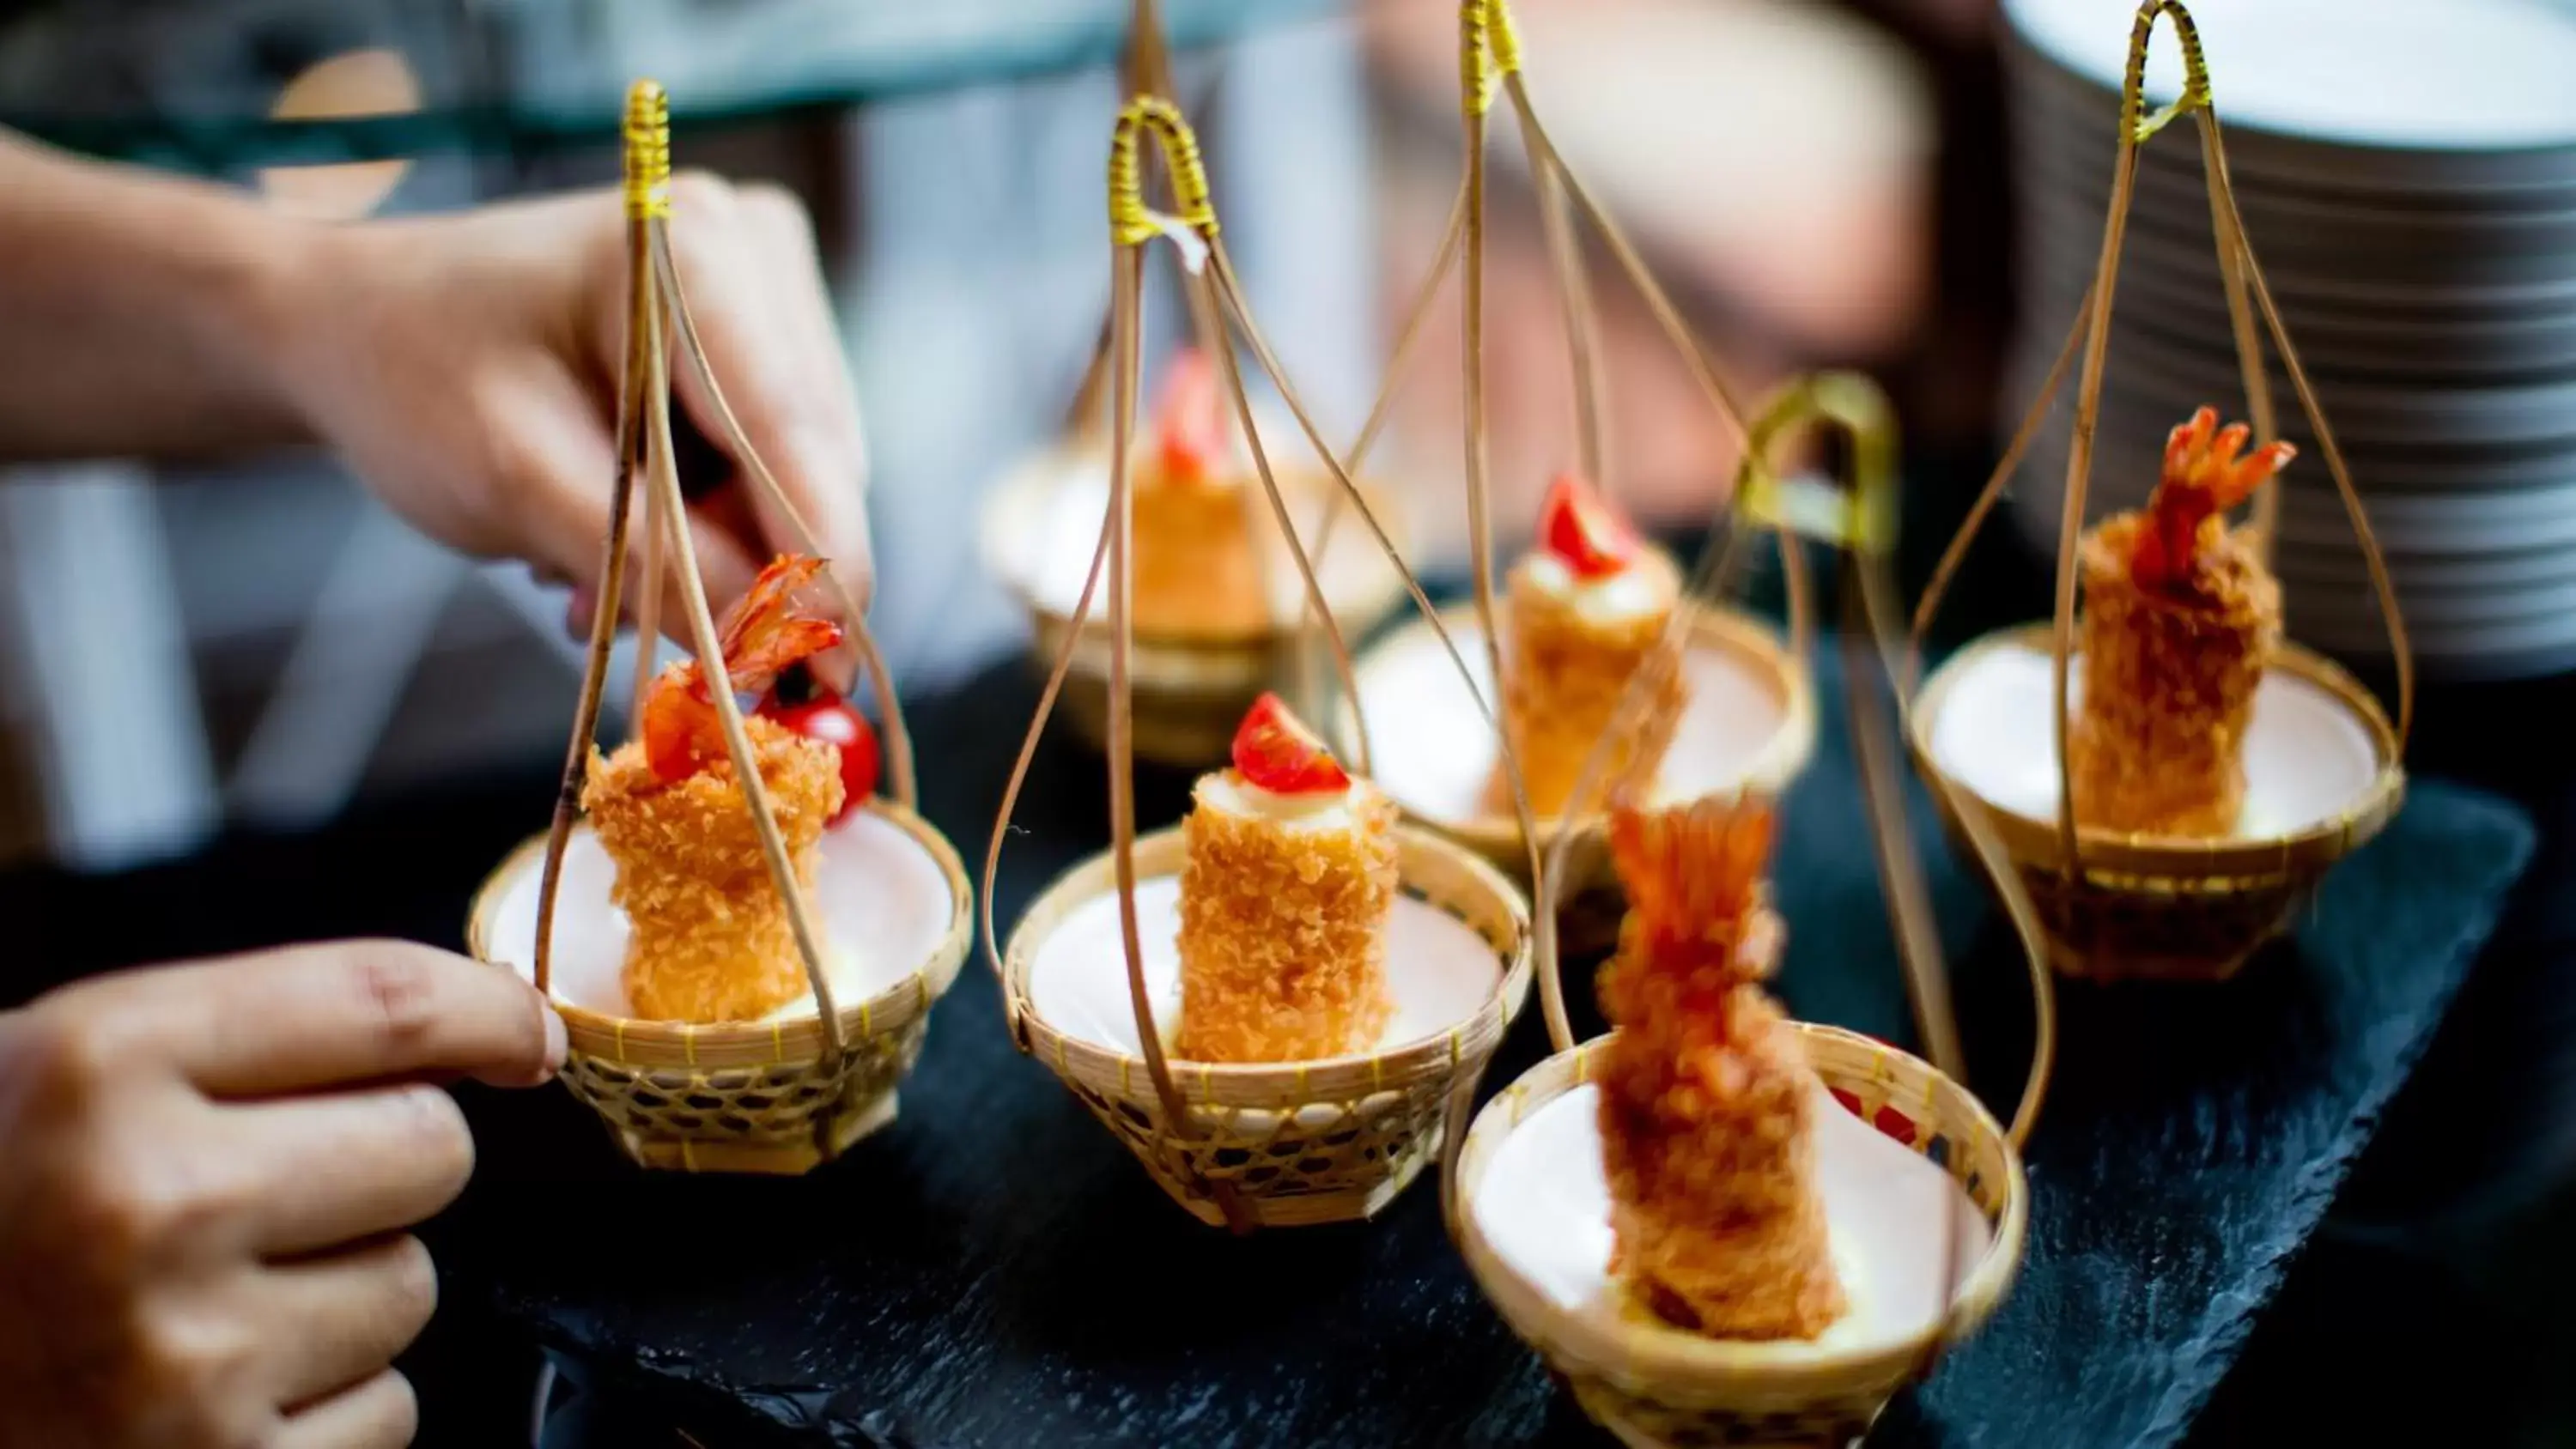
[0,0,1334,168]
[0,0,1371,870]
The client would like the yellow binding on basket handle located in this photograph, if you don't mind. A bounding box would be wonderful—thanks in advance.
[1905,0,2412,888]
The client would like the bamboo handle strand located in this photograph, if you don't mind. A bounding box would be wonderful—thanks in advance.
[536,83,665,997]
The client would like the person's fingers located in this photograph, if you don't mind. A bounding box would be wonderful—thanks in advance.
[273,1369,418,1449]
[86,940,562,1098]
[738,182,873,608]
[489,358,759,640]
[258,1235,440,1410]
[228,1087,476,1257]
[560,506,762,646]
[663,177,872,612]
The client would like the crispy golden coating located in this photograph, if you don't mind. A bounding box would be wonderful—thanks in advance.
[1133,471,1269,643]
[583,715,846,1023]
[2070,516,2281,837]
[1598,798,1844,1341]
[1176,778,1398,1063]
[1494,549,1685,818]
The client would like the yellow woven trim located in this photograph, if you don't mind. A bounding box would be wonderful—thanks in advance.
[1448,1029,1462,1069]
[1371,1054,1386,1091]
[623,80,671,221]
[2124,0,2213,143]
[613,1018,629,1062]
[1295,1063,1310,1097]
[860,998,875,1038]
[1199,1062,1215,1100]
[771,1020,786,1064]
[1461,0,1523,117]
[1109,95,1218,246]
[680,1137,698,1173]
[683,1026,697,1068]
[1120,1056,1133,1097]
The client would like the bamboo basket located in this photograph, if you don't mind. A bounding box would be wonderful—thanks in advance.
[1341,602,1815,952]
[983,90,1550,1232]
[466,82,970,1173]
[1908,625,2403,982]
[1002,825,1528,1227]
[1905,0,2413,983]
[977,446,1410,767]
[1455,1024,2025,1448]
[1447,349,2057,1445]
[966,0,1411,767]
[469,805,971,1173]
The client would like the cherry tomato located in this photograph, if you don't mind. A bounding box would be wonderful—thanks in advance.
[1230,691,1348,795]
[760,676,878,825]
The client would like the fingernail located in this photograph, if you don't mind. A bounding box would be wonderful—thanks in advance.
[541,1003,569,1079]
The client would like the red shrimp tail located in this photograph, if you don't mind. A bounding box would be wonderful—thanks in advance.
[1607,795,1776,959]
[2136,408,2294,591]
[640,554,844,784]
[715,555,845,695]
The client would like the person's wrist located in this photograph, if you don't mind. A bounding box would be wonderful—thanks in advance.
[204,204,343,452]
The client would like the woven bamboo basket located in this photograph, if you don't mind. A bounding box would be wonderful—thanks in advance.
[978,447,1410,767]
[1455,1024,2026,1448]
[1909,625,2403,983]
[1342,602,1816,952]
[981,90,1552,1232]
[483,81,974,1173]
[1905,0,2413,983]
[469,803,972,1173]
[1004,823,1530,1227]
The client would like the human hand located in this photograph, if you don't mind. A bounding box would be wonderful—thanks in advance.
[266,173,873,634]
[0,940,565,1448]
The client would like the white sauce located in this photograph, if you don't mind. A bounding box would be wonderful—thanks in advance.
[1195,772,1364,834]
[1523,550,1672,627]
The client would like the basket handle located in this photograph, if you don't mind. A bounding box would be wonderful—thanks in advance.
[981,94,1532,1230]
[1741,374,2057,1150]
[533,82,850,1080]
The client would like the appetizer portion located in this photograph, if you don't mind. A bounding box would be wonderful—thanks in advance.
[1497,473,1685,817]
[2070,407,2289,837]
[1177,693,1398,1062]
[1596,795,1845,1340]
[1133,346,1268,640]
[585,555,856,1023]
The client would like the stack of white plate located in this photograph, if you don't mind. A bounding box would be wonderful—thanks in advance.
[1998,0,2576,680]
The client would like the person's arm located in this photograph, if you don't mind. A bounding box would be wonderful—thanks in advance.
[0,128,875,618]
[0,130,308,463]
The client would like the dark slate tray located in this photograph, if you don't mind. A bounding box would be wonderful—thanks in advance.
[434,625,2532,1449]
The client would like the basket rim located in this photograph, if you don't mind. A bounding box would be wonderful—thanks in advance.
[465,797,974,1066]
[1452,1023,2029,1395]
[975,435,1412,650]
[1908,622,2405,883]
[1340,600,1821,858]
[999,821,1535,1108]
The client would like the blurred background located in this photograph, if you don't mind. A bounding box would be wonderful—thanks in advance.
[0,0,1992,874]
[7,3,2576,1443]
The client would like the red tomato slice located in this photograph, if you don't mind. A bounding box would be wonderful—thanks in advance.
[1153,347,1230,486]
[759,688,880,826]
[1230,691,1348,796]
[1538,471,1639,579]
